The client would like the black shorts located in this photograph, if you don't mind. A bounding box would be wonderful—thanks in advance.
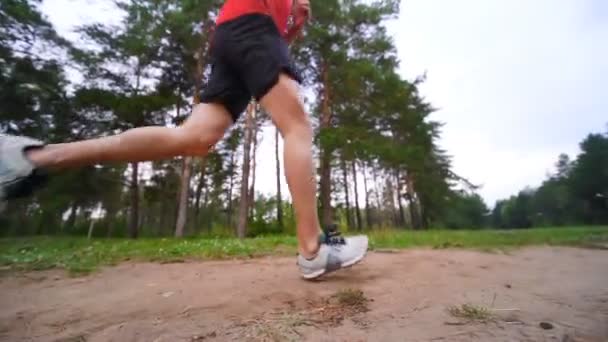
[200,14,301,122]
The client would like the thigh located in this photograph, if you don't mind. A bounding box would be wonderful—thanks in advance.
[241,33,301,101]
[183,102,233,134]
[180,102,233,155]
[220,14,302,101]
[259,73,309,137]
[200,54,251,122]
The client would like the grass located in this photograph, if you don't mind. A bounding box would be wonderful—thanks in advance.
[447,304,493,322]
[369,226,608,251]
[232,288,371,341]
[246,312,314,342]
[333,288,369,310]
[0,235,297,275]
[0,226,606,275]
[231,289,369,341]
[318,288,370,326]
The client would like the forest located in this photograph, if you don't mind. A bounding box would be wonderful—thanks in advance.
[1,0,607,238]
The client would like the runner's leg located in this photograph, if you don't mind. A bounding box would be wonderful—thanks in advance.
[259,74,321,258]
[26,103,232,169]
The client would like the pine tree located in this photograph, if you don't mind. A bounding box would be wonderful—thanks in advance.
[73,0,176,237]
[292,0,400,226]
[237,102,256,238]
[275,127,284,229]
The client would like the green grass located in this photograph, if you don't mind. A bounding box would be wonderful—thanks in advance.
[447,303,493,322]
[370,226,608,251]
[0,226,606,275]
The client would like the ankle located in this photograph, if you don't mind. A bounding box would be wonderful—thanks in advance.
[299,240,320,259]
[24,146,46,168]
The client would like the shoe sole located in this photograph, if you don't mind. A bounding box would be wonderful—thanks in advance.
[300,249,368,280]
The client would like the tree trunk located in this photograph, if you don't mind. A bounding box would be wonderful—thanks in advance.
[249,110,258,218]
[275,127,284,229]
[175,157,192,237]
[352,161,362,231]
[319,62,333,226]
[194,160,207,225]
[226,151,236,228]
[237,102,255,238]
[371,165,382,225]
[174,87,190,237]
[65,201,78,231]
[126,61,144,240]
[105,203,117,238]
[202,186,211,231]
[341,158,352,228]
[140,204,147,231]
[160,180,172,235]
[405,172,422,230]
[87,219,95,240]
[395,169,406,228]
[175,36,207,237]
[128,162,139,239]
[320,152,332,226]
[388,178,398,227]
[420,205,430,229]
[362,163,372,228]
[158,199,166,236]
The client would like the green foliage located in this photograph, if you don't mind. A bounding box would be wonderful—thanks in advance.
[0,0,71,137]
[569,133,608,223]
[440,192,489,229]
[493,131,608,228]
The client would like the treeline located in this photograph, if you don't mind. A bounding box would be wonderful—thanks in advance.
[1,0,495,238]
[492,131,608,228]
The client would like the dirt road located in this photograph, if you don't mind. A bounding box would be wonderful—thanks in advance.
[1,247,607,341]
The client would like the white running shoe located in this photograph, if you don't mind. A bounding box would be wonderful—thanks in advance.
[0,135,46,212]
[297,225,369,280]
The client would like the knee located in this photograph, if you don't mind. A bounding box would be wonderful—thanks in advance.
[175,127,222,156]
[295,118,313,141]
[260,74,313,140]
[283,110,313,141]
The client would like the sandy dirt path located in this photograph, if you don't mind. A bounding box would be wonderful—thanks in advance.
[1,247,607,342]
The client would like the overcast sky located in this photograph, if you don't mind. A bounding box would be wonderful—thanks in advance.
[41,0,608,206]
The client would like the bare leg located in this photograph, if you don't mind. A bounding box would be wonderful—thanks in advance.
[27,103,233,169]
[259,74,321,258]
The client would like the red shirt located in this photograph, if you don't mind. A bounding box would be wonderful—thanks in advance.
[216,0,293,37]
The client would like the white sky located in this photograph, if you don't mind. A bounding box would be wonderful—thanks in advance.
[41,0,608,207]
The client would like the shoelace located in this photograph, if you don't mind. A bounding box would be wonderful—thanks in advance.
[321,225,346,246]
[297,225,345,261]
